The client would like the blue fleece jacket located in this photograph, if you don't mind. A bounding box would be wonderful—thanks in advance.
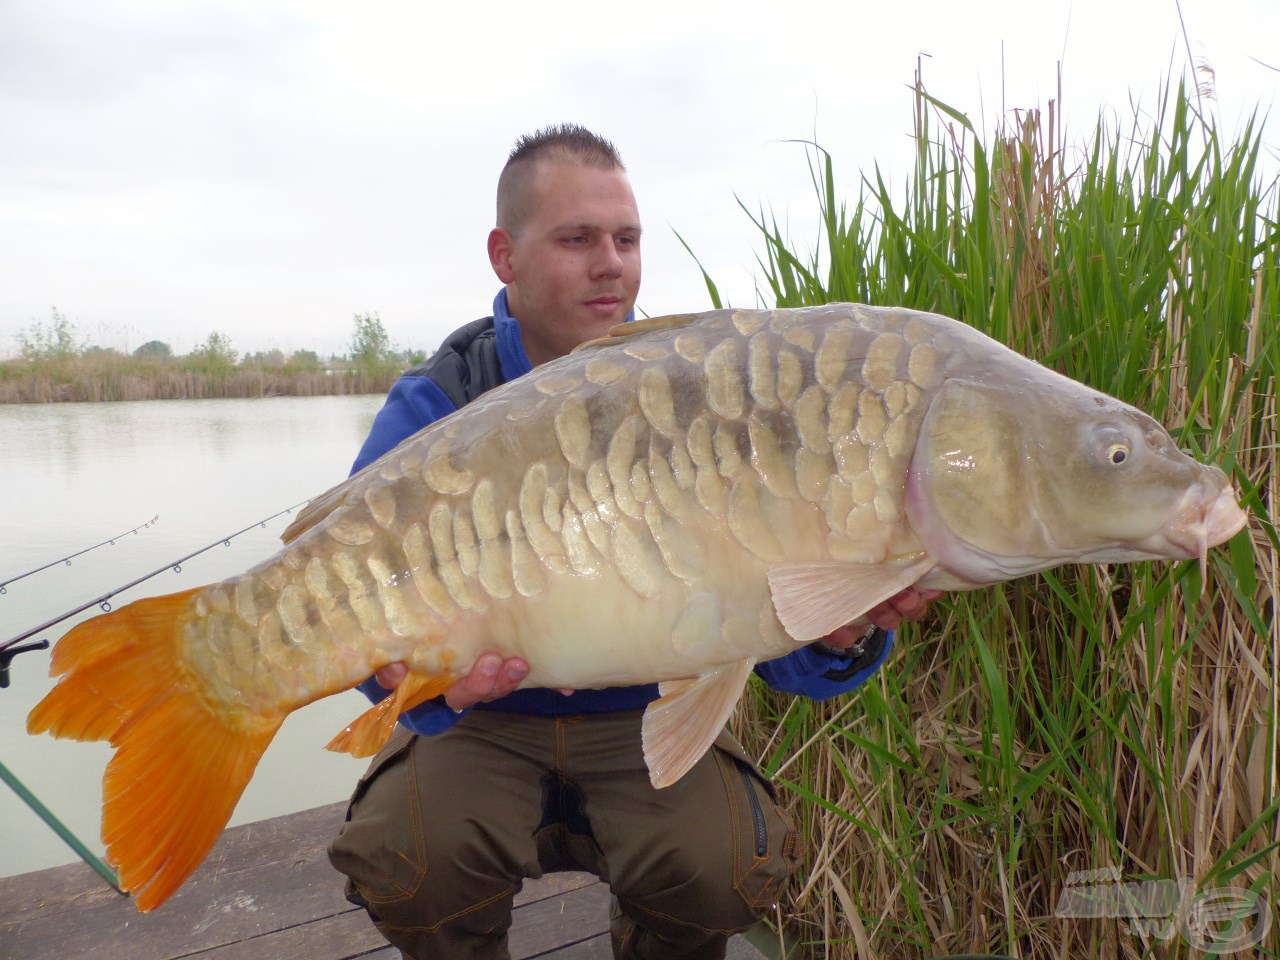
[354,291,894,735]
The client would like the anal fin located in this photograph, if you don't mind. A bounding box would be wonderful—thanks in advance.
[326,673,455,758]
[642,658,755,789]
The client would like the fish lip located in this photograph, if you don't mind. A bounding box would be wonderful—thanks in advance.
[1164,484,1248,559]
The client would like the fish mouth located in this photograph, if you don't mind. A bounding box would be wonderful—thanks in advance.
[1164,484,1248,578]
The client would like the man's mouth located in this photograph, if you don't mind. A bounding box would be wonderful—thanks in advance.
[585,296,621,314]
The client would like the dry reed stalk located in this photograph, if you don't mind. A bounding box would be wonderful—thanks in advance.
[0,361,400,403]
[726,76,1277,958]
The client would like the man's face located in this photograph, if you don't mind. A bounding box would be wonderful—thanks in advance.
[490,159,641,366]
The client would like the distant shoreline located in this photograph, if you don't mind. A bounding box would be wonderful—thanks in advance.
[0,360,400,403]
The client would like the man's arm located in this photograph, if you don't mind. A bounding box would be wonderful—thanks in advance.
[755,586,940,699]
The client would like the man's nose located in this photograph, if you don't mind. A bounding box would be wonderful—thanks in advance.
[591,239,624,278]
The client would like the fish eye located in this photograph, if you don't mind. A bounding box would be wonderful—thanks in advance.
[1088,423,1137,468]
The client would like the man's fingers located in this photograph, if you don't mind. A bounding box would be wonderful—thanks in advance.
[443,654,529,711]
[817,623,869,650]
[443,654,502,711]
[895,587,942,620]
[494,659,530,696]
[891,593,927,621]
[864,586,944,631]
[375,661,409,689]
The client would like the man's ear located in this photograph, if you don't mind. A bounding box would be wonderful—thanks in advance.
[488,228,516,283]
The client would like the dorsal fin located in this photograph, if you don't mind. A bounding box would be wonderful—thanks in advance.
[572,313,700,353]
[280,475,356,544]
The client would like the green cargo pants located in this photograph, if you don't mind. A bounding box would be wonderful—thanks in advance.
[328,708,802,959]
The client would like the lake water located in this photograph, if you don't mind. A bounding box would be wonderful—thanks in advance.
[0,394,387,879]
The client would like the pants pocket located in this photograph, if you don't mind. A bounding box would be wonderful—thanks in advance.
[328,725,428,906]
[712,733,803,909]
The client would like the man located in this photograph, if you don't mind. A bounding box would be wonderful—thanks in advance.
[329,124,936,959]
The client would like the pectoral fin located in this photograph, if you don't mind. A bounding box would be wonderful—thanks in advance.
[767,557,934,642]
[642,658,755,789]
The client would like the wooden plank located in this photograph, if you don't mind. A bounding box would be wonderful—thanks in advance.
[182,908,380,960]
[0,800,593,949]
[0,802,349,922]
[0,802,765,960]
[175,874,605,960]
[540,933,614,958]
[728,933,771,959]
[536,930,768,958]
[0,849,129,920]
[179,875,613,960]
[509,881,612,958]
[0,803,362,960]
[516,872,603,906]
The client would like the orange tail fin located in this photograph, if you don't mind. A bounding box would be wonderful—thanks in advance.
[27,589,284,912]
[325,672,455,757]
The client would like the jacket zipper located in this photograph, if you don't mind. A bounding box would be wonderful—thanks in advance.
[734,759,768,857]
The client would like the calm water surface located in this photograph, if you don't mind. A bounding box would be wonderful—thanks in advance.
[0,395,386,877]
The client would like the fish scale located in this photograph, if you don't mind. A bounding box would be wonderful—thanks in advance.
[27,303,1247,911]
[177,308,1021,698]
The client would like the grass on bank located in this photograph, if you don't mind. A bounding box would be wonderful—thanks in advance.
[0,350,391,402]
[0,312,410,402]
[714,73,1278,959]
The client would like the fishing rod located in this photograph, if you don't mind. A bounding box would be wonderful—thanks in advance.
[0,515,160,594]
[0,759,123,894]
[0,499,311,688]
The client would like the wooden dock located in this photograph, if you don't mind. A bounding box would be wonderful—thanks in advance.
[0,802,771,959]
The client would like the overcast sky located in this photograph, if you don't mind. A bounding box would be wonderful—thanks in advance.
[2,0,1277,360]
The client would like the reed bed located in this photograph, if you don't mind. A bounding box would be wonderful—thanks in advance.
[0,356,398,403]
[717,75,1279,958]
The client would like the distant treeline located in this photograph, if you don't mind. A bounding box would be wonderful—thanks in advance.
[0,312,420,403]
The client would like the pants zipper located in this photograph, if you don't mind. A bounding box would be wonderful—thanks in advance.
[734,759,768,857]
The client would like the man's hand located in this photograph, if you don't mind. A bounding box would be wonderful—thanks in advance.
[865,585,941,631]
[818,585,942,650]
[374,655,572,712]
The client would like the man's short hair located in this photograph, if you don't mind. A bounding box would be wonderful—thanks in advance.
[497,124,625,235]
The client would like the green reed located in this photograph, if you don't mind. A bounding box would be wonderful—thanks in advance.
[714,73,1279,959]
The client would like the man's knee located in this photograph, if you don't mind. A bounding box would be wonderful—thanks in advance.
[329,729,427,906]
[692,747,802,921]
[327,728,522,933]
[614,763,801,932]
[332,814,517,934]
[619,842,792,935]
